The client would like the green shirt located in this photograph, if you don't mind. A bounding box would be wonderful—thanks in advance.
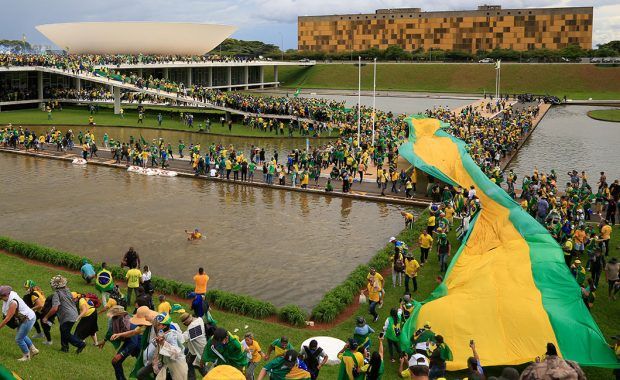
[262,357,292,380]
[202,333,248,369]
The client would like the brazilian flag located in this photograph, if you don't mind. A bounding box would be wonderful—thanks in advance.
[0,365,22,380]
[397,115,619,370]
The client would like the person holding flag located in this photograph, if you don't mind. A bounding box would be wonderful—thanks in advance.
[95,262,114,306]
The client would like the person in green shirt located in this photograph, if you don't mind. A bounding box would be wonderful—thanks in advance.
[337,339,364,380]
[266,336,293,359]
[178,140,185,158]
[248,161,256,182]
[257,349,310,380]
[201,327,248,370]
[383,308,403,362]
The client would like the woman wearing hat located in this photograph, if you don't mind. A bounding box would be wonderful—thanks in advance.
[0,285,39,361]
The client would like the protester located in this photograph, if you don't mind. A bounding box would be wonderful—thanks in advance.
[22,280,53,345]
[95,262,115,305]
[300,339,328,380]
[80,259,96,284]
[337,338,364,380]
[201,327,248,370]
[42,275,86,353]
[180,312,209,380]
[0,285,38,361]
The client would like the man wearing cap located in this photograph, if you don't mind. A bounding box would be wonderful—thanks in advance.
[201,327,248,371]
[337,338,364,380]
[180,313,208,380]
[413,322,436,356]
[398,353,429,379]
[257,349,310,380]
[151,312,188,379]
[42,275,86,354]
[571,259,586,286]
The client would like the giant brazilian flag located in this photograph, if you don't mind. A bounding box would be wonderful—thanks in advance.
[398,115,618,370]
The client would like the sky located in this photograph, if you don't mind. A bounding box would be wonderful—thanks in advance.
[1,0,617,50]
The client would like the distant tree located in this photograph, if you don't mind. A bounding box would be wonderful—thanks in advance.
[560,44,587,59]
[384,45,410,61]
[597,40,620,53]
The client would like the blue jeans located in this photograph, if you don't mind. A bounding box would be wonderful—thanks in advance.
[369,301,378,319]
[16,318,35,354]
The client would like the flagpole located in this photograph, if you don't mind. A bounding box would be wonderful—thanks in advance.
[357,56,361,147]
[372,57,376,146]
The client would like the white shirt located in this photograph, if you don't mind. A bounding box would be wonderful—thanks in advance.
[142,271,152,282]
[181,318,206,357]
[2,291,36,321]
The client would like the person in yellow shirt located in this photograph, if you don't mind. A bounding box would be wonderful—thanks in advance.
[243,332,265,378]
[157,294,171,314]
[600,220,612,256]
[125,266,142,305]
[337,338,365,380]
[404,255,421,293]
[401,211,415,229]
[74,293,99,346]
[444,205,455,227]
[573,226,587,257]
[193,267,209,295]
[418,230,433,265]
[364,277,381,322]
[426,214,436,235]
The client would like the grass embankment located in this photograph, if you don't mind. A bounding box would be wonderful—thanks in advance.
[0,106,333,138]
[265,63,620,100]
[587,109,620,122]
[0,218,618,379]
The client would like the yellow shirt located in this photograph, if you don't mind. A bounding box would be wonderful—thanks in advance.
[444,207,455,220]
[404,213,414,221]
[193,274,209,294]
[427,216,436,227]
[78,297,96,317]
[367,283,381,302]
[419,234,433,249]
[157,301,171,314]
[245,340,262,363]
[405,259,420,277]
[126,268,142,288]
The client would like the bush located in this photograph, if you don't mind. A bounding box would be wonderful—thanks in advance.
[279,305,307,327]
[0,236,277,320]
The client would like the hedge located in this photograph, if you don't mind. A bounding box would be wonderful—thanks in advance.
[0,236,287,322]
[310,210,429,322]
[278,305,307,327]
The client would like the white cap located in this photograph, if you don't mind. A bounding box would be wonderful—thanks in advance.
[389,237,396,242]
[409,353,429,368]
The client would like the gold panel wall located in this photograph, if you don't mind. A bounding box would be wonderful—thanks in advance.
[298,7,593,53]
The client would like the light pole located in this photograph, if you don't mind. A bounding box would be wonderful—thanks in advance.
[357,56,361,146]
[278,32,284,61]
[372,57,377,145]
[495,59,501,98]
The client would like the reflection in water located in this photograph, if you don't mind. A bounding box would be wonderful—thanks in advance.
[508,106,620,185]
[0,152,420,310]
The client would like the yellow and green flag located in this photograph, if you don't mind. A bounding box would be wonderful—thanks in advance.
[397,115,619,370]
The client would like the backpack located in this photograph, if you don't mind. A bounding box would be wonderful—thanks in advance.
[109,286,128,308]
[303,346,323,371]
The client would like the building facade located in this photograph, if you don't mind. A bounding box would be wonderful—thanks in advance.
[298,5,593,53]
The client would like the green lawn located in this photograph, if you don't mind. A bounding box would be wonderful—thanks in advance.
[265,64,620,100]
[587,109,620,122]
[0,106,334,138]
[0,218,617,379]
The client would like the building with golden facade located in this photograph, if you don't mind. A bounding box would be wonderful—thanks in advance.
[298,5,593,53]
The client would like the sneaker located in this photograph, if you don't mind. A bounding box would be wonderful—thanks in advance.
[29,346,39,356]
[32,332,45,339]
[42,341,53,346]
[76,344,86,354]
[373,315,379,323]
[17,355,30,362]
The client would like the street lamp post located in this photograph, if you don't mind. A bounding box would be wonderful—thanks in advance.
[372,57,377,145]
[357,56,361,146]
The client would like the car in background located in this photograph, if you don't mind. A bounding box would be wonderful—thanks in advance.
[478,58,493,63]
[299,58,310,63]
